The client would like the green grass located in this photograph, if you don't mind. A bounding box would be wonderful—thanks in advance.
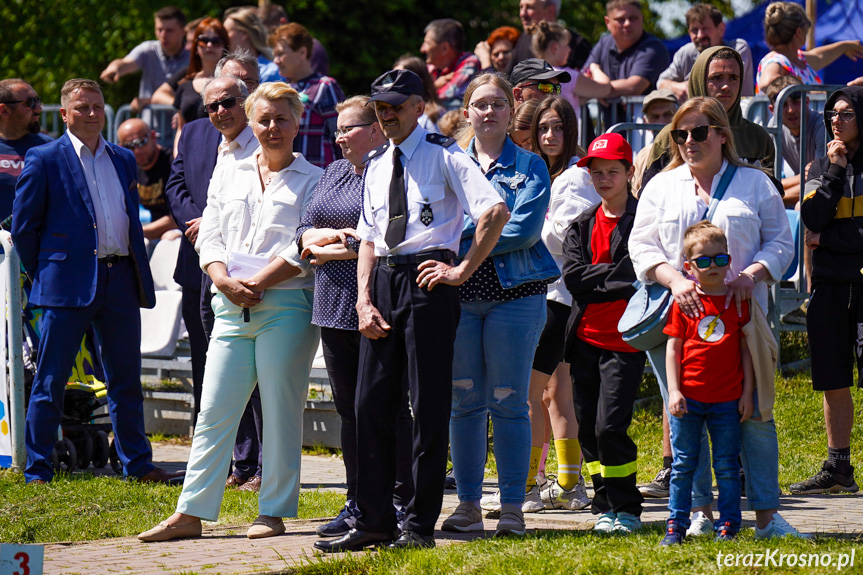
[0,471,344,543]
[290,530,862,574]
[284,369,863,575]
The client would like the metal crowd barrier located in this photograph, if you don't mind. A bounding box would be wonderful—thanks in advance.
[764,85,841,353]
[0,232,25,471]
[40,104,116,141]
[113,104,178,149]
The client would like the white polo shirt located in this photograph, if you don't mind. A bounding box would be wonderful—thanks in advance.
[357,124,504,256]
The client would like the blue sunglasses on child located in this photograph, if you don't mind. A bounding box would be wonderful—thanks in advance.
[690,254,730,269]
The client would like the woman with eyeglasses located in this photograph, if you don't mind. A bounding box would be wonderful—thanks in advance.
[518,96,597,514]
[795,87,863,498]
[629,96,798,540]
[152,18,229,133]
[139,83,322,542]
[440,73,557,538]
[295,95,415,538]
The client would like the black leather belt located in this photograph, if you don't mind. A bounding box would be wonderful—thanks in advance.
[377,249,456,267]
[99,254,131,265]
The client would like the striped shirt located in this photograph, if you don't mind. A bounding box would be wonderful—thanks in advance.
[290,73,345,168]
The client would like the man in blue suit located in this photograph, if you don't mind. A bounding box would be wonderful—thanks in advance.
[12,78,182,484]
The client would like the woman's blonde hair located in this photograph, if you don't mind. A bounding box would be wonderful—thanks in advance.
[226,8,274,60]
[335,95,378,125]
[664,96,744,171]
[245,82,304,124]
[764,1,809,47]
[456,72,515,149]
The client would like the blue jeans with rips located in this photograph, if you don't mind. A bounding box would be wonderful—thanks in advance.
[450,295,546,505]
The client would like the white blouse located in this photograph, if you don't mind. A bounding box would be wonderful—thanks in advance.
[629,160,793,312]
[197,150,323,290]
[542,158,601,306]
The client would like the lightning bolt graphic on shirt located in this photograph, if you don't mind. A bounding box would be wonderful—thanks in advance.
[702,311,723,341]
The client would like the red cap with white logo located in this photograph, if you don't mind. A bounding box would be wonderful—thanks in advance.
[576,133,633,167]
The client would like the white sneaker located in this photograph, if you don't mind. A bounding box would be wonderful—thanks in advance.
[754,512,810,540]
[612,511,643,533]
[686,511,714,537]
[523,483,545,513]
[593,512,616,533]
[539,475,591,510]
[480,490,501,512]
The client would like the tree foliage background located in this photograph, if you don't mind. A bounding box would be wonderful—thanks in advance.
[0,0,734,108]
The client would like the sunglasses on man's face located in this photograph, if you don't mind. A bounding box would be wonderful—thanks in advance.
[121,136,149,150]
[206,96,239,114]
[1,96,41,109]
[523,82,561,94]
[670,125,720,145]
[690,253,731,269]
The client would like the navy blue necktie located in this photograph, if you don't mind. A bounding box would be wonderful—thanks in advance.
[385,147,407,249]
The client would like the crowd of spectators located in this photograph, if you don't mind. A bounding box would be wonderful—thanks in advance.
[4,0,863,552]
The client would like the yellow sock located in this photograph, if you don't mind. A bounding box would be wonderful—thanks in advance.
[555,438,582,490]
[526,446,543,492]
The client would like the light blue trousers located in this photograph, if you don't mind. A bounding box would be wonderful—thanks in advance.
[176,289,319,520]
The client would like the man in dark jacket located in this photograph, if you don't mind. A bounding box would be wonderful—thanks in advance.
[794,86,863,495]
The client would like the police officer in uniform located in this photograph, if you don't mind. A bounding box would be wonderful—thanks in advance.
[314,70,510,552]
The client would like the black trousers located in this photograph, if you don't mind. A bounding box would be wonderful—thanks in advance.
[201,274,262,478]
[355,263,460,535]
[181,286,208,427]
[570,337,645,516]
[321,327,414,504]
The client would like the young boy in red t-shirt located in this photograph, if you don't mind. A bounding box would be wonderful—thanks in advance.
[659,221,754,546]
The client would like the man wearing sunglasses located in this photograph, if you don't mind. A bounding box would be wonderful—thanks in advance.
[100,6,190,113]
[116,118,178,241]
[510,58,570,105]
[165,53,263,490]
[0,79,50,222]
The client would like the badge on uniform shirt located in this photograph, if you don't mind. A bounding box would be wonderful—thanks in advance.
[420,203,433,226]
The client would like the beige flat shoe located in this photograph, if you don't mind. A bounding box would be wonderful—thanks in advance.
[247,515,285,539]
[138,519,202,542]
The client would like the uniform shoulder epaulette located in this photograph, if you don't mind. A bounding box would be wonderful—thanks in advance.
[363,142,389,163]
[426,133,456,147]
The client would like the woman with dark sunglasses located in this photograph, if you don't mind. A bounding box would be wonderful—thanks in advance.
[152,18,230,146]
[630,96,800,540]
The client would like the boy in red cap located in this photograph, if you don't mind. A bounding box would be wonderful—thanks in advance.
[561,133,646,533]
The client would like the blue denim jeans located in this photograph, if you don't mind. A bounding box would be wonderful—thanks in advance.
[647,343,781,511]
[668,398,741,532]
[647,343,713,508]
[450,295,546,505]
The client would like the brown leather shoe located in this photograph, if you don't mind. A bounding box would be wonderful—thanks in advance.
[225,474,247,488]
[138,519,202,542]
[247,515,285,539]
[238,475,261,492]
[138,467,186,485]
[27,479,47,485]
